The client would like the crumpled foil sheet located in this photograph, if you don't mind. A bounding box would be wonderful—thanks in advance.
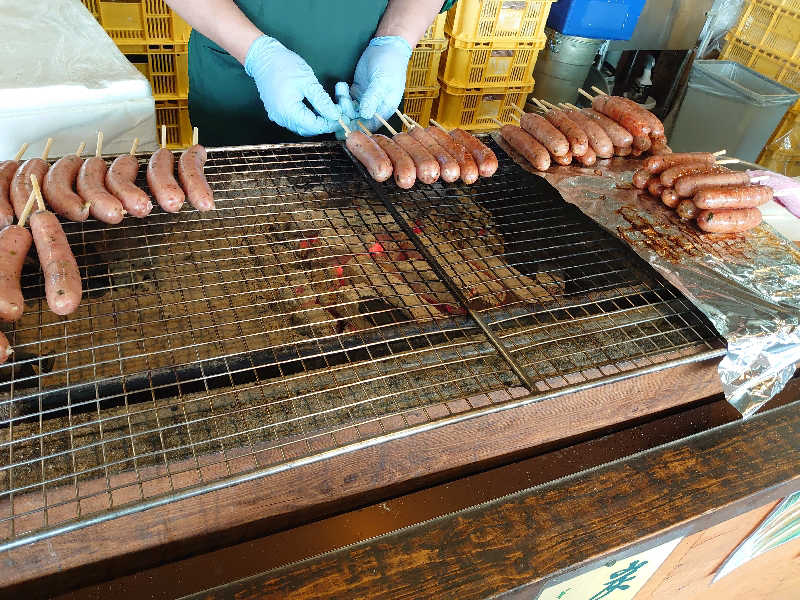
[493,133,800,417]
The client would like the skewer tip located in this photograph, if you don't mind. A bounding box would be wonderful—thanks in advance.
[76,142,86,157]
[373,113,398,136]
[429,118,448,132]
[96,131,103,158]
[192,127,199,147]
[13,143,29,162]
[161,124,167,149]
[337,118,351,136]
[41,138,54,161]
[577,88,595,101]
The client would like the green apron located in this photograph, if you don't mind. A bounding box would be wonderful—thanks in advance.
[189,0,388,146]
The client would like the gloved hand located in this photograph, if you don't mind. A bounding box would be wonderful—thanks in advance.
[334,81,357,140]
[351,36,412,124]
[244,35,341,136]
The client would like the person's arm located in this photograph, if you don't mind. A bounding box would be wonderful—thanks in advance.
[375,0,447,48]
[163,0,261,65]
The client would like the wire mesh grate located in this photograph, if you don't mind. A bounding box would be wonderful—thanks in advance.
[0,144,525,546]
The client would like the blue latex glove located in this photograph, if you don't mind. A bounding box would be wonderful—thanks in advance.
[244,35,341,136]
[334,81,357,140]
[350,36,412,124]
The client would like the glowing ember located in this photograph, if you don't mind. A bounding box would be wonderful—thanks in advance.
[368,242,384,254]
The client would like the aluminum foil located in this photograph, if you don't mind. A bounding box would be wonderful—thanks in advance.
[493,133,800,416]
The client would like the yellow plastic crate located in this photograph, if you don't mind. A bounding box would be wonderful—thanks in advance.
[402,87,440,128]
[156,98,192,149]
[419,12,447,49]
[440,36,544,87]
[729,0,800,62]
[721,37,800,91]
[120,43,189,100]
[82,0,192,45]
[445,0,555,44]
[435,81,534,131]
[406,44,446,90]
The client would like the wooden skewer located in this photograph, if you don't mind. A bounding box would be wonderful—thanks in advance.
[75,142,86,157]
[489,118,505,128]
[130,138,139,156]
[337,118,351,137]
[713,149,727,157]
[429,118,449,133]
[13,143,29,162]
[539,99,559,110]
[564,103,581,110]
[578,88,595,101]
[96,131,103,158]
[30,174,46,212]
[591,86,608,96]
[192,127,199,147]
[510,113,521,122]
[18,191,37,228]
[530,97,548,111]
[161,124,167,150]
[356,121,371,135]
[394,109,413,129]
[509,104,524,114]
[374,114,397,136]
[403,114,422,129]
[716,158,739,165]
[41,138,54,161]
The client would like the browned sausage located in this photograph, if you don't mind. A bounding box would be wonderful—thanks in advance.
[449,129,498,177]
[650,145,673,156]
[11,159,48,219]
[633,168,651,189]
[106,155,153,218]
[697,208,762,233]
[644,152,717,174]
[0,330,10,364]
[674,171,751,198]
[553,151,574,166]
[346,131,392,182]
[631,147,644,158]
[632,135,652,152]
[43,155,90,222]
[372,134,416,189]
[676,199,698,220]
[647,178,665,198]
[408,127,460,183]
[179,145,216,211]
[544,109,589,156]
[614,145,632,157]
[147,148,185,213]
[660,163,727,187]
[0,161,19,228]
[393,132,440,184]
[77,157,124,224]
[426,127,479,184]
[30,210,82,315]
[693,185,773,210]
[650,133,669,152]
[499,125,551,171]
[582,109,634,148]
[519,113,570,157]
[661,188,679,208]
[575,146,597,167]
[562,109,614,158]
[617,97,665,137]
[591,95,651,137]
[0,224,32,322]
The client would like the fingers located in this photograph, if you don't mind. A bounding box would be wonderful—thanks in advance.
[304,81,341,122]
[356,80,383,121]
[278,102,339,137]
[335,82,358,120]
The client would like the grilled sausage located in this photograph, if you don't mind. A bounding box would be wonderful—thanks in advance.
[561,109,614,158]
[106,155,153,218]
[543,109,589,156]
[647,178,665,198]
[449,129,498,177]
[660,163,727,188]
[147,148,185,213]
[661,188,679,208]
[77,157,124,224]
[614,145,632,157]
[676,199,698,220]
[11,159,48,219]
[372,134,416,189]
[575,146,597,167]
[179,145,215,211]
[0,224,32,322]
[650,145,673,156]
[591,95,651,137]
[674,171,751,198]
[632,135,652,153]
[633,168,651,189]
[393,132,440,184]
[426,127,479,184]
[499,125,551,171]
[631,147,644,158]
[617,97,665,137]
[0,161,19,228]
[519,113,570,157]
[644,152,717,174]
[0,331,10,364]
[43,155,90,222]
[408,127,460,183]
[650,133,669,152]
[582,109,634,148]
[697,208,762,233]
[693,185,773,210]
[30,210,82,315]
[553,151,574,166]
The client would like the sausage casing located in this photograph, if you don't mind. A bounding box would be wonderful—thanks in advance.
[372,134,416,189]
[408,127,460,183]
[617,96,665,137]
[544,109,589,156]
[178,145,216,211]
[519,113,570,157]
[426,127,479,184]
[0,224,32,322]
[697,208,762,233]
[614,145,632,157]
[499,125,551,171]
[77,157,125,224]
[674,171,751,198]
[591,96,651,137]
[0,161,19,228]
[147,148,185,213]
[562,109,614,158]
[575,146,597,167]
[693,185,773,210]
[30,210,82,316]
[106,155,153,218]
[43,155,90,222]
[632,135,652,152]
[449,129,498,177]
[583,109,634,148]
[647,178,665,198]
[633,168,651,189]
[661,188,679,208]
[644,153,716,174]
[553,151,573,166]
[393,132,440,184]
[11,159,48,219]
[660,163,727,187]
[676,200,698,220]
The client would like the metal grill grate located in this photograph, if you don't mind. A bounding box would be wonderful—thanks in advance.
[0,141,724,549]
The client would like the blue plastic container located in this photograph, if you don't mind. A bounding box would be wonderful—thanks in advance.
[546,0,646,40]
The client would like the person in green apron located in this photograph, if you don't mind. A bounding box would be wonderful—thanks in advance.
[164,0,456,146]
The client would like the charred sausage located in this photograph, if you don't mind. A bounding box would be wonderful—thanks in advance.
[408,127,460,183]
[543,109,589,156]
[0,224,31,322]
[676,199,698,220]
[11,159,48,219]
[644,152,717,174]
[77,157,124,224]
[693,185,773,210]
[393,132,440,184]
[178,145,215,211]
[591,95,651,137]
[372,134,416,189]
[426,127,479,184]
[0,161,19,228]
[30,209,82,315]
[697,208,762,233]
[561,108,614,158]
[582,109,634,148]
[499,125,551,171]
[519,113,570,157]
[449,129,498,177]
[147,148,185,213]
[43,155,90,222]
[674,171,751,198]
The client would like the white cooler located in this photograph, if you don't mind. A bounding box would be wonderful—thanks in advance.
[0,0,158,160]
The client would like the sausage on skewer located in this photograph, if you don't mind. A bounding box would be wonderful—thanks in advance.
[147,124,185,213]
[77,131,125,224]
[0,144,29,228]
[43,142,90,222]
[179,127,215,211]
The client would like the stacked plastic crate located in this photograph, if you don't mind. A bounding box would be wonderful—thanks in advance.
[434,0,554,131]
[81,0,193,148]
[720,0,800,175]
[402,13,448,127]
